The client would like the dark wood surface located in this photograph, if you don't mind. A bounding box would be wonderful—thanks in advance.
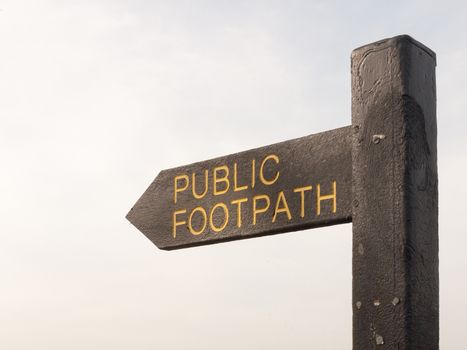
[127,127,352,250]
[351,35,438,349]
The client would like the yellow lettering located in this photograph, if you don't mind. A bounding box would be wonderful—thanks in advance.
[213,165,229,195]
[234,163,248,192]
[259,154,280,185]
[316,181,337,215]
[231,198,248,227]
[253,194,270,225]
[209,202,229,233]
[188,207,207,235]
[174,175,189,204]
[172,209,187,238]
[192,170,208,199]
[294,185,313,218]
[251,159,256,189]
[272,191,292,222]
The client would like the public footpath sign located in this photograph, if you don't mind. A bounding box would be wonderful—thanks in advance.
[127,35,439,349]
[127,127,352,250]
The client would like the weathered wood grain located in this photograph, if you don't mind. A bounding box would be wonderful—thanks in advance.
[351,35,438,349]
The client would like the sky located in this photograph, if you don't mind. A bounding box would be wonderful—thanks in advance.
[1,0,466,349]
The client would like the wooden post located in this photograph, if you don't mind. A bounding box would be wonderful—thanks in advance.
[351,36,438,348]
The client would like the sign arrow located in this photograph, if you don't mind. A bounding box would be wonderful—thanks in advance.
[127,126,352,250]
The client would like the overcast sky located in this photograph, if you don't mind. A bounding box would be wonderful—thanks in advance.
[1,1,466,349]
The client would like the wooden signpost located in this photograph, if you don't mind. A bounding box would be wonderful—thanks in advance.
[127,35,438,349]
